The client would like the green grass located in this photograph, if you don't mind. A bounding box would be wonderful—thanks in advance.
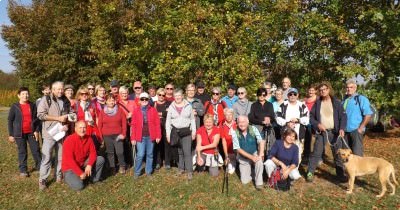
[0,109,399,209]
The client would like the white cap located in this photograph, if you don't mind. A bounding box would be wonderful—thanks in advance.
[139,92,149,99]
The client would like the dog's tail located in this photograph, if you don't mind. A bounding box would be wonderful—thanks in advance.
[391,166,399,186]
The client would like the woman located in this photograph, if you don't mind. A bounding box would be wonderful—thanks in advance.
[185,83,204,129]
[272,88,285,113]
[302,85,317,164]
[64,84,76,109]
[8,87,41,177]
[91,85,107,118]
[118,86,136,167]
[220,108,237,174]
[264,81,276,103]
[204,87,227,126]
[154,88,175,169]
[196,114,221,177]
[87,83,95,99]
[248,88,275,139]
[98,93,127,174]
[232,87,252,120]
[74,87,102,150]
[131,92,161,178]
[166,89,196,180]
[264,128,301,181]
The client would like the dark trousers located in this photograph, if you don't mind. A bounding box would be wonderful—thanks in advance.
[64,156,105,191]
[164,131,178,167]
[15,134,41,173]
[104,135,126,168]
[303,125,313,160]
[154,136,164,167]
[123,125,133,167]
[345,130,364,156]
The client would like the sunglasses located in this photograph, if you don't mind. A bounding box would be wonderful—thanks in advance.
[238,92,245,95]
[140,98,149,101]
[134,87,142,90]
[257,93,266,97]
[288,93,298,96]
[212,92,220,95]
[80,92,89,95]
[166,88,174,90]
[88,88,94,90]
[158,94,166,97]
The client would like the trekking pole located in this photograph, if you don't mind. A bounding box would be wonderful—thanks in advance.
[132,143,137,170]
[222,159,229,195]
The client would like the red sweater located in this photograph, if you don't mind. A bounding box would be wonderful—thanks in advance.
[98,107,127,137]
[61,133,97,176]
[196,126,220,154]
[130,105,161,142]
[20,103,32,134]
[220,121,237,154]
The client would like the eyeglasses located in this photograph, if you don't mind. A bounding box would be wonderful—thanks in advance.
[88,88,94,90]
[319,88,328,92]
[158,94,166,97]
[166,87,174,90]
[288,93,298,96]
[134,87,142,90]
[238,92,245,95]
[257,93,266,97]
[212,92,220,95]
[186,89,195,92]
[140,98,149,101]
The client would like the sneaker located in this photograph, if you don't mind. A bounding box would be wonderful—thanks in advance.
[255,185,263,191]
[155,164,161,170]
[56,176,63,183]
[133,175,139,180]
[119,168,126,174]
[39,179,47,190]
[20,172,29,177]
[187,173,193,180]
[306,172,314,182]
[165,165,171,170]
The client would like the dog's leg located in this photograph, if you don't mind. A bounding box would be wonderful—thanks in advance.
[391,168,399,186]
[377,174,388,198]
[347,174,355,194]
[389,169,397,195]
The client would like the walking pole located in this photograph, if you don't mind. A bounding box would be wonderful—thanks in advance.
[132,143,137,171]
[222,159,229,195]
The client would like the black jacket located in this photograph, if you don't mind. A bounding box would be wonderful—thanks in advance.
[8,102,39,138]
[310,96,347,134]
[248,101,275,126]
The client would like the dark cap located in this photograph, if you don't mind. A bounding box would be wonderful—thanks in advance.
[227,84,237,90]
[110,80,119,87]
[64,84,74,91]
[196,81,205,88]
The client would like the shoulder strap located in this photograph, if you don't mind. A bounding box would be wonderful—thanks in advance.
[355,95,364,116]
[46,95,52,107]
[118,101,130,113]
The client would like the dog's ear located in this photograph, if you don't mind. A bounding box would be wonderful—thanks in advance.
[349,149,353,154]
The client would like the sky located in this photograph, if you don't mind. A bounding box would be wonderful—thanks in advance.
[0,0,31,73]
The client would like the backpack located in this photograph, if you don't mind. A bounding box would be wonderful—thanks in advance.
[268,167,291,191]
[45,95,71,114]
[354,95,378,128]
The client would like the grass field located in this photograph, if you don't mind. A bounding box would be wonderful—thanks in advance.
[0,109,399,209]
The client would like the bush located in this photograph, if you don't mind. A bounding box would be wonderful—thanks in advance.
[0,90,18,107]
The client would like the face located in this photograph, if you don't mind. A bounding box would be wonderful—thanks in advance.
[120,90,128,100]
[133,81,143,95]
[264,85,272,94]
[157,91,166,102]
[64,89,74,99]
[212,90,220,101]
[52,84,64,98]
[282,78,291,89]
[227,89,236,97]
[237,117,249,131]
[18,91,29,103]
[111,86,119,94]
[75,122,87,137]
[284,133,296,144]
[204,118,214,130]
[140,97,149,107]
[88,86,94,95]
[308,87,316,97]
[148,88,156,97]
[288,91,298,103]
[237,90,246,99]
[186,87,196,98]
[224,111,233,123]
[338,149,352,162]
[42,87,51,96]
[346,83,357,95]
[97,87,106,97]
[197,87,205,94]
[165,84,174,95]
[257,91,266,102]
[79,91,89,102]
[275,91,283,100]
[174,92,183,103]
[319,85,330,97]
[106,97,115,108]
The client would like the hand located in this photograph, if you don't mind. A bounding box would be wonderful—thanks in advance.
[117,134,125,140]
[8,136,15,143]
[155,138,161,144]
[197,155,204,166]
[58,115,68,123]
[251,155,261,163]
[317,123,326,132]
[263,117,271,125]
[192,133,196,140]
[127,113,132,119]
[80,173,86,180]
[193,110,198,116]
[224,157,230,165]
[131,141,136,146]
[158,112,162,117]
[280,163,288,171]
[339,129,345,137]
[196,145,203,152]
[61,125,69,132]
[357,127,364,134]
[166,137,170,144]
[100,142,105,148]
[259,152,265,161]
[85,165,92,177]
[282,168,290,179]
[33,132,39,142]
[287,121,295,129]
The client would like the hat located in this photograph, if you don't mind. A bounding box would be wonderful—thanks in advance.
[64,84,74,91]
[139,92,149,99]
[196,81,205,88]
[228,84,237,90]
[287,88,298,96]
[110,80,119,87]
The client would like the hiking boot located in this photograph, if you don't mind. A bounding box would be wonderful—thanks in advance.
[119,168,126,174]
[39,179,47,190]
[20,172,29,178]
[306,172,314,182]
[187,173,193,180]
[155,164,161,170]
[255,185,263,191]
[56,176,63,183]
[165,165,171,170]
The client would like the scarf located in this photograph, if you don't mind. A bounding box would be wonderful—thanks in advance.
[104,105,118,116]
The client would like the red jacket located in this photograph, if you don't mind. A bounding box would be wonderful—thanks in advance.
[130,105,161,142]
[204,100,227,125]
[61,133,97,176]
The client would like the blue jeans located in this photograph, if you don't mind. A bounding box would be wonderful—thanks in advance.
[134,136,154,176]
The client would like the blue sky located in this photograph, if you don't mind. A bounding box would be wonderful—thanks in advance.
[0,0,31,73]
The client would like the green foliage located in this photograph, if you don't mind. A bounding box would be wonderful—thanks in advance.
[1,0,399,113]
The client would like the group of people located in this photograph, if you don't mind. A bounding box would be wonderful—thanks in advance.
[7,77,373,191]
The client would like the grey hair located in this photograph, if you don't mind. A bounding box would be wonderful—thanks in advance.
[173,88,184,96]
[346,79,357,86]
[237,87,247,94]
[212,87,222,94]
[223,108,234,116]
[119,86,129,93]
[51,81,64,90]
[237,115,249,123]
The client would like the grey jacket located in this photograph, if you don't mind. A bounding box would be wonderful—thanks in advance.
[187,98,204,129]
[37,94,69,140]
[232,99,253,119]
[165,100,196,139]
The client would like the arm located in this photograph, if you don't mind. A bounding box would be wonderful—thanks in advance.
[120,111,127,138]
[199,134,220,151]
[165,109,172,142]
[154,109,162,141]
[195,101,205,117]
[337,99,347,136]
[248,103,263,125]
[7,105,15,137]
[309,102,319,131]
[189,107,196,139]
[266,102,275,124]
[299,103,310,126]
[37,98,67,122]
[63,138,84,176]
[276,104,288,126]
[253,126,265,159]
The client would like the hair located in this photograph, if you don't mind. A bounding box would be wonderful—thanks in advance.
[318,81,335,97]
[75,87,89,99]
[18,87,29,95]
[346,79,357,86]
[165,83,174,88]
[256,87,267,96]
[237,115,250,123]
[105,93,116,101]
[148,85,156,90]
[87,83,94,88]
[275,88,283,94]
[282,77,291,83]
[42,84,50,91]
[95,85,105,95]
[263,81,272,87]
[237,87,247,94]
[156,88,165,95]
[282,127,298,140]
[51,81,64,90]
[211,87,222,94]
[203,114,214,123]
[186,83,196,91]
[173,88,184,96]
[223,108,234,116]
[119,86,129,94]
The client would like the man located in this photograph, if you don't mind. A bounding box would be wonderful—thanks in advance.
[306,82,347,182]
[194,81,210,104]
[282,77,291,100]
[221,84,238,108]
[110,80,120,100]
[276,88,309,163]
[128,80,143,101]
[231,115,265,190]
[148,85,158,102]
[62,121,104,191]
[37,81,70,190]
[164,83,175,102]
[36,84,51,107]
[342,79,372,156]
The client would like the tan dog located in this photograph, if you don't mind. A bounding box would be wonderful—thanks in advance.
[338,148,398,198]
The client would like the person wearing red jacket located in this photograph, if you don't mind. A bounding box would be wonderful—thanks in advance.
[204,87,227,126]
[62,121,105,191]
[131,92,161,178]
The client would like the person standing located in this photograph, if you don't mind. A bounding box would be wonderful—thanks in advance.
[185,83,205,129]
[282,77,291,100]
[194,81,210,105]
[220,108,237,174]
[164,83,175,102]
[302,85,317,163]
[342,79,372,156]
[8,87,41,177]
[204,87,227,126]
[306,82,347,182]
[232,87,252,120]
[221,84,238,108]
[248,88,275,142]
[37,81,70,190]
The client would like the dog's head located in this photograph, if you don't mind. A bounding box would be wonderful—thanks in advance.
[337,148,352,163]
